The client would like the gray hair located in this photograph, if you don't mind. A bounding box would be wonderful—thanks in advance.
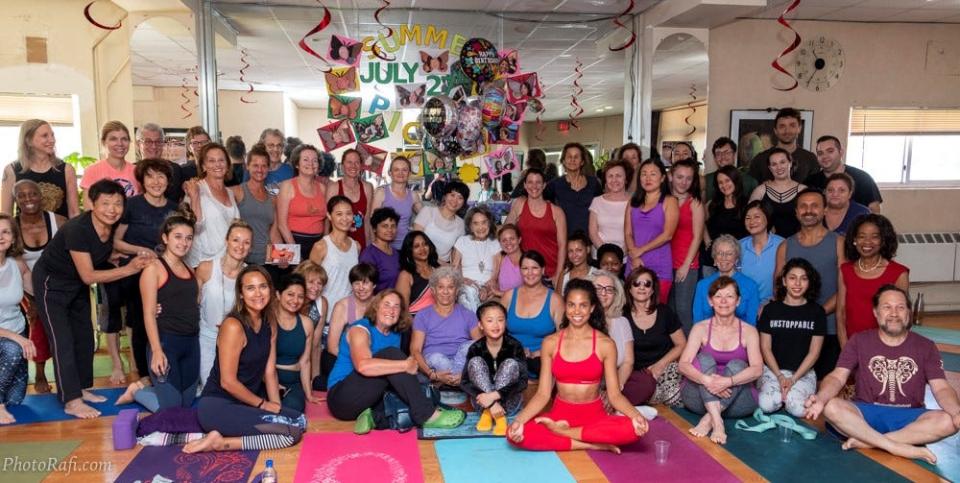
[429,265,463,294]
[711,234,741,261]
[592,270,626,321]
[259,128,284,144]
[137,123,165,141]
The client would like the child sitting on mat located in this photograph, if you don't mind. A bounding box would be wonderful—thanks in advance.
[460,301,528,435]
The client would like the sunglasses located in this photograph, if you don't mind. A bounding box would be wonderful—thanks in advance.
[632,279,654,289]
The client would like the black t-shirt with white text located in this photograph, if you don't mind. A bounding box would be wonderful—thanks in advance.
[757,300,827,372]
[34,211,115,284]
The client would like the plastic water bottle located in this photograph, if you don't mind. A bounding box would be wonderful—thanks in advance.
[261,459,277,483]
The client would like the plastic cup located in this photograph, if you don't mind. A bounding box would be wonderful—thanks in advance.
[779,424,793,443]
[654,440,670,465]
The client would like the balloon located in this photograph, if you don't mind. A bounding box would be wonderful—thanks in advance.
[434,135,462,159]
[459,38,500,84]
[421,96,458,137]
[456,98,484,156]
[481,86,507,124]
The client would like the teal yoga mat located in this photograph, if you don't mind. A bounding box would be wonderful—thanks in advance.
[913,326,960,346]
[941,351,960,372]
[673,408,911,483]
[435,438,575,483]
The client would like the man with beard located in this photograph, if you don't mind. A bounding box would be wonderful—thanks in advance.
[776,188,845,376]
[748,108,819,183]
[804,285,960,464]
[804,135,883,214]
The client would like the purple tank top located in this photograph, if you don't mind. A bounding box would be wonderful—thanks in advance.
[701,319,748,373]
[498,254,522,292]
[630,200,673,281]
[383,186,414,250]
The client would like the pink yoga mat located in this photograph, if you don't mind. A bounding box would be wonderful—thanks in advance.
[293,432,425,483]
[305,392,333,421]
[588,418,740,483]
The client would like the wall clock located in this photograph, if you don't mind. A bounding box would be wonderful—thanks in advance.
[795,36,844,91]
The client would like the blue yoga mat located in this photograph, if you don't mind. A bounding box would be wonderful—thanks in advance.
[673,408,911,483]
[435,438,575,483]
[7,387,142,425]
[913,326,960,346]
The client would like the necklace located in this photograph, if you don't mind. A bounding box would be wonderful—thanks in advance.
[857,257,883,273]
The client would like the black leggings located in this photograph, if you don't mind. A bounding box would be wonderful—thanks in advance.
[197,396,306,450]
[327,347,436,428]
[34,272,93,404]
[105,270,148,375]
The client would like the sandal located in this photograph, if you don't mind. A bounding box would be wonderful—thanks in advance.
[354,408,375,435]
[422,408,466,429]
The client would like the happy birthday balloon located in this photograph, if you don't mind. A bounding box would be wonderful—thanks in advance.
[421,96,458,137]
[459,38,501,84]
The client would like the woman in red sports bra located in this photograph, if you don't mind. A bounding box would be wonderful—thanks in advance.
[508,279,648,452]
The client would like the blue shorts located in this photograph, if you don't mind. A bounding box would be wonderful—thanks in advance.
[853,402,928,433]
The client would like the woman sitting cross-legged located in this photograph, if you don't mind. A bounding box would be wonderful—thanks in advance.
[508,279,649,453]
[326,289,466,434]
[679,276,763,445]
[461,301,528,435]
[410,266,481,385]
[274,274,321,412]
[0,214,34,425]
[185,265,306,453]
[757,258,825,417]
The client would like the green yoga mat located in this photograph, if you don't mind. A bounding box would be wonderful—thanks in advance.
[673,408,911,483]
[27,354,117,384]
[0,440,82,483]
[913,326,960,347]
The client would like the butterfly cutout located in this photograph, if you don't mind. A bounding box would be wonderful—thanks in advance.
[420,50,450,74]
[329,35,363,66]
[317,120,355,151]
[325,67,359,94]
[329,96,361,120]
[396,84,426,108]
[356,143,388,175]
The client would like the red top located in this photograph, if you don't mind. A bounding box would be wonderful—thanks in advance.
[288,179,326,235]
[552,329,602,385]
[338,179,367,247]
[842,260,909,338]
[518,200,559,277]
[671,196,700,270]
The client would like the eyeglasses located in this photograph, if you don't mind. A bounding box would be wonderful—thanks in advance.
[632,279,654,288]
[714,251,737,259]
[140,140,163,146]
[595,285,616,295]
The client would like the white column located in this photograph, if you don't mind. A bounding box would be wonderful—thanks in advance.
[195,0,220,140]
[622,14,654,155]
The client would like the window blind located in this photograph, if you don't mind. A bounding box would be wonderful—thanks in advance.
[849,108,960,134]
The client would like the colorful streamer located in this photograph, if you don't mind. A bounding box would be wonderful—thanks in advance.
[684,83,697,137]
[239,48,257,104]
[569,58,584,130]
[608,0,636,52]
[179,78,192,119]
[771,0,802,91]
[536,110,545,142]
[298,1,333,66]
[83,1,122,31]
[371,1,396,61]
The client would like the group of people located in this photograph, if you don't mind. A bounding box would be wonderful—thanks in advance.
[0,109,957,462]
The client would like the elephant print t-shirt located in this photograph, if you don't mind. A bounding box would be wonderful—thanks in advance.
[837,330,945,408]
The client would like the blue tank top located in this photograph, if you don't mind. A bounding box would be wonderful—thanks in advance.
[785,231,839,334]
[202,316,272,401]
[276,314,306,366]
[327,318,400,389]
[507,287,556,352]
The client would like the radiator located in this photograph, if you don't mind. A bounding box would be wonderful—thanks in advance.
[896,232,960,283]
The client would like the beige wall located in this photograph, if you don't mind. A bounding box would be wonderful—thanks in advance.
[521,114,625,155]
[657,101,708,159]
[708,19,960,232]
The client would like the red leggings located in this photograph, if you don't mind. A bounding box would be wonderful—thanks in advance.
[511,397,640,451]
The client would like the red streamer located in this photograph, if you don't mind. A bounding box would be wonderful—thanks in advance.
[569,58,584,130]
[239,48,257,104]
[609,0,636,52]
[684,84,697,137]
[83,1,121,31]
[193,70,199,98]
[771,0,802,91]
[298,1,333,69]
[179,78,192,119]
[371,1,396,61]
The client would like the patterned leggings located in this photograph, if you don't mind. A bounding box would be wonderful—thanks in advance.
[197,396,306,450]
[462,357,523,414]
[622,362,683,407]
[0,337,27,406]
[758,367,817,418]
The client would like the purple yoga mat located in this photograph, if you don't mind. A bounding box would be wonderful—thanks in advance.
[588,418,740,483]
[115,445,260,483]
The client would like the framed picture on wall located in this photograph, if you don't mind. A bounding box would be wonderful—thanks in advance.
[729,109,813,168]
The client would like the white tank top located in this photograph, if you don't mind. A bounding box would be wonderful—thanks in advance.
[199,258,241,335]
[186,180,239,268]
[320,235,359,321]
[0,258,26,334]
[22,211,58,271]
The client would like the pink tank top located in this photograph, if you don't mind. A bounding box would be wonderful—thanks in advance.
[498,254,522,291]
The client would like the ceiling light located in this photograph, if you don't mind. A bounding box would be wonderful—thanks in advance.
[604,105,613,109]
[596,108,605,112]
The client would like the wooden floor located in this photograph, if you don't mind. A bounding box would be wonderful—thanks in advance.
[2,314,958,482]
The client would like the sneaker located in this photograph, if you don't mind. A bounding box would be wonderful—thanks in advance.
[636,405,658,420]
[422,408,466,429]
[354,408,375,435]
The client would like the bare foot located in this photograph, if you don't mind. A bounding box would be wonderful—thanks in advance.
[689,414,713,438]
[0,405,15,425]
[841,437,873,450]
[81,389,107,403]
[183,431,224,454]
[110,368,127,386]
[64,400,101,419]
[891,443,937,465]
[115,381,144,406]
[34,375,51,394]
[594,443,622,454]
[535,417,570,433]
[710,426,728,445]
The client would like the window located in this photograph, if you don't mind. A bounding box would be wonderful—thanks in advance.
[847,108,960,185]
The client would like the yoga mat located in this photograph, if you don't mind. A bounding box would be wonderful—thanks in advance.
[915,386,960,481]
[115,445,259,483]
[418,411,515,440]
[913,326,960,346]
[941,351,960,372]
[0,440,82,483]
[6,387,142,425]
[673,408,911,483]
[304,392,333,421]
[293,431,424,483]
[588,418,739,483]
[435,438,575,483]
